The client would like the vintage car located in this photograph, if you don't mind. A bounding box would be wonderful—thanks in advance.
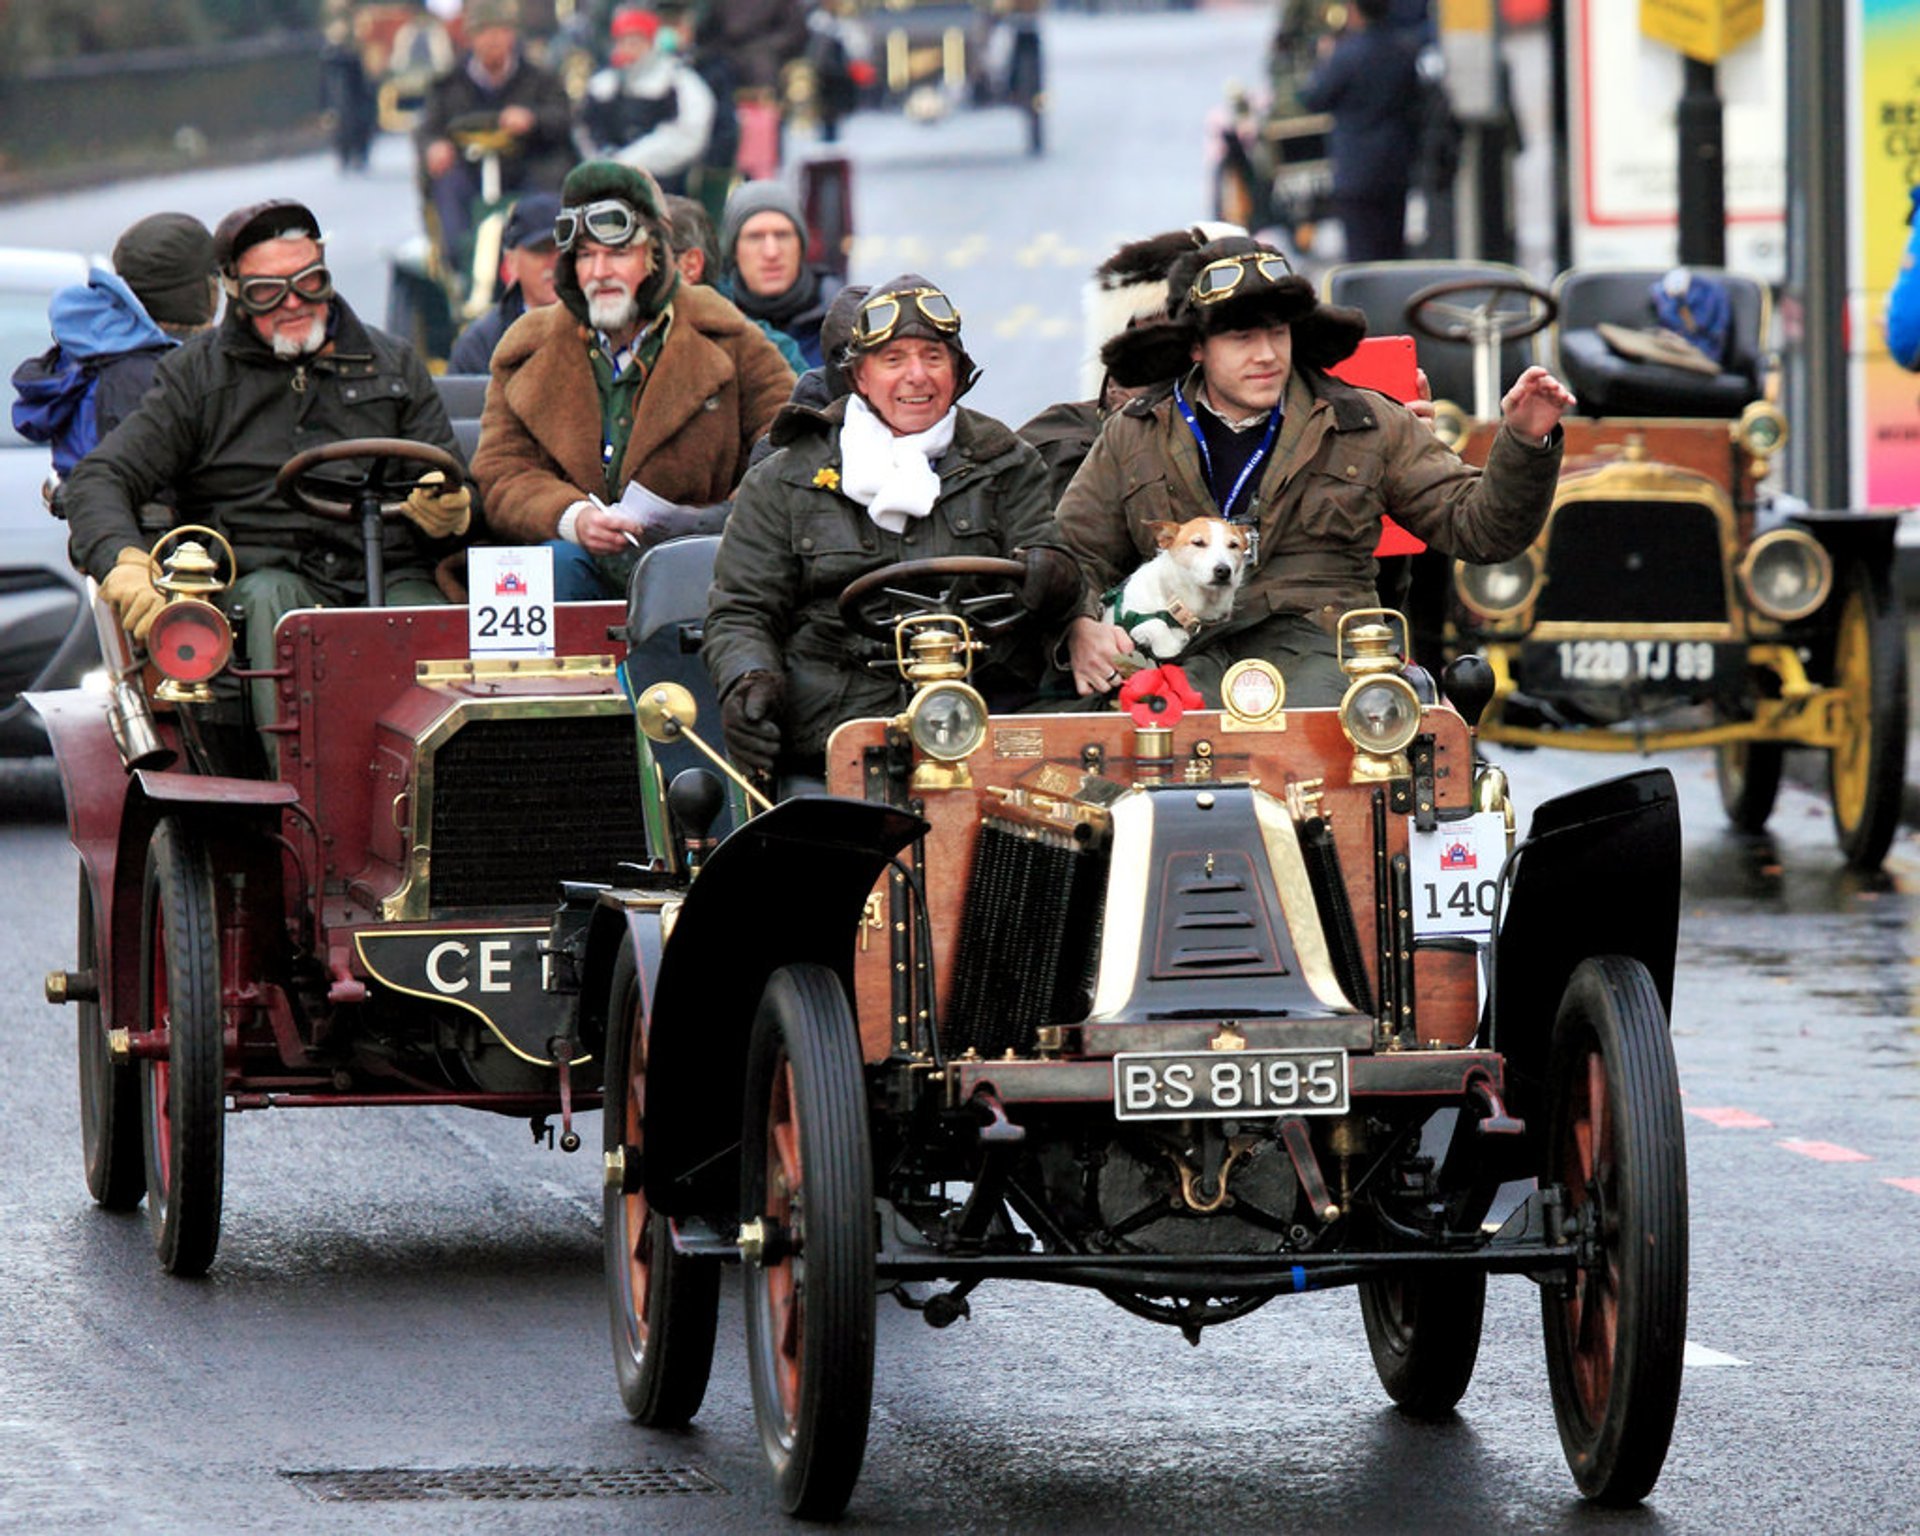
[549,541,1689,1517]
[1321,260,1907,872]
[33,438,641,1276]
[823,0,1046,154]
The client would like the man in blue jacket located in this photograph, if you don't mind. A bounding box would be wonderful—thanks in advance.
[1298,0,1422,263]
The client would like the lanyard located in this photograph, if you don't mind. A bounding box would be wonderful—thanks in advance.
[1173,381,1280,521]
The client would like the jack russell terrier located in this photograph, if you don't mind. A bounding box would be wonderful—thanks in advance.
[1101,517,1251,663]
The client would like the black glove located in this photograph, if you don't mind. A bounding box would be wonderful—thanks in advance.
[720,670,785,778]
[1018,545,1085,624]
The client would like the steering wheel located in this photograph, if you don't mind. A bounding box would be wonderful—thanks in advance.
[1404,276,1559,420]
[275,437,467,522]
[838,556,1031,644]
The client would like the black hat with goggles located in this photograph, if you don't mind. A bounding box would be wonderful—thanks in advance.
[841,273,980,395]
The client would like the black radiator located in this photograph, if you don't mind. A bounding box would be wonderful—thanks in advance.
[1535,498,1727,624]
[945,820,1107,1056]
[428,714,650,910]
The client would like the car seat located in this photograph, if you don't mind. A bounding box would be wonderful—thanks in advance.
[1551,267,1768,418]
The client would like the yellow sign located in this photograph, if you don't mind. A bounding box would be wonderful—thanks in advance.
[1640,0,1765,63]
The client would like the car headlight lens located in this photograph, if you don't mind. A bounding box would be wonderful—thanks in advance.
[1453,550,1541,621]
[1740,529,1832,622]
[1339,673,1421,757]
[906,683,987,762]
[146,599,233,685]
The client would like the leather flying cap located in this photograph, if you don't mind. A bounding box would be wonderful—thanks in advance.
[213,199,322,275]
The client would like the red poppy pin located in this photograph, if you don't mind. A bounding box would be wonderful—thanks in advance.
[1120,664,1204,726]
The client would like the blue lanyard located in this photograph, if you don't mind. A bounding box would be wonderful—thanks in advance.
[1173,381,1280,521]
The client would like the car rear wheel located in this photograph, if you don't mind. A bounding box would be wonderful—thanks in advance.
[1541,955,1687,1506]
[604,944,717,1426]
[1713,739,1782,832]
[139,817,225,1276]
[1828,563,1908,871]
[1359,1268,1486,1417]
[77,872,143,1210]
[742,963,874,1520]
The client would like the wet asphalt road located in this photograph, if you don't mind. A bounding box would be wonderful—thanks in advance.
[2,6,1918,1532]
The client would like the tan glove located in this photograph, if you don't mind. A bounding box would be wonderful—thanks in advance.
[99,546,165,645]
[402,470,472,539]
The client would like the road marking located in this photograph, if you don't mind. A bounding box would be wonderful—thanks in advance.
[993,303,1041,337]
[1688,1105,1773,1128]
[1778,1139,1872,1163]
[945,234,989,269]
[1683,1342,1750,1367]
[1886,1177,1920,1197]
[1014,231,1086,267]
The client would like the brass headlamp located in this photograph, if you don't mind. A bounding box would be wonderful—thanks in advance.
[1336,609,1421,781]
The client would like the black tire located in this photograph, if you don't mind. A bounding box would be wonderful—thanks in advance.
[741,963,875,1520]
[139,817,225,1276]
[1359,1268,1487,1417]
[604,944,718,1426]
[77,873,143,1210]
[1714,740,1783,833]
[1541,956,1688,1505]
[1827,562,1908,871]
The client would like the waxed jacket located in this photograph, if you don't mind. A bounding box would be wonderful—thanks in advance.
[705,397,1067,756]
[64,297,467,597]
[1054,367,1562,637]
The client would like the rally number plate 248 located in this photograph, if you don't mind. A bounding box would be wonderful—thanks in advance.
[1112,1048,1349,1121]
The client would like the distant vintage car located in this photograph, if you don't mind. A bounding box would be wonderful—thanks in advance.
[0,246,101,761]
[1322,259,1906,872]
[33,428,651,1276]
[550,538,1690,1518]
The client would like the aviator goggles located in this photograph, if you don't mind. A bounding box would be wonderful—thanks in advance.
[553,198,647,253]
[848,286,962,350]
[1188,251,1295,306]
[227,260,334,316]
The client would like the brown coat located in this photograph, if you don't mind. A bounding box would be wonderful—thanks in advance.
[472,284,795,541]
[1055,366,1562,636]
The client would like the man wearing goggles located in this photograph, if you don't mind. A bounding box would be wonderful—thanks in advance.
[472,160,795,602]
[1054,234,1573,708]
[65,196,474,767]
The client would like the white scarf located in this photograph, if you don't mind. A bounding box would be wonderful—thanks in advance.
[837,394,956,534]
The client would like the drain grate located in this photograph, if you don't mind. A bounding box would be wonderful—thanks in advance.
[283,1465,725,1502]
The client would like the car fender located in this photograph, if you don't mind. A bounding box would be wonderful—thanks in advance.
[1490,767,1681,1157]
[1786,505,1901,569]
[641,795,927,1218]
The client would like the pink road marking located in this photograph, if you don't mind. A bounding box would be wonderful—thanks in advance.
[1886,1178,1920,1197]
[1778,1139,1872,1163]
[1688,1106,1773,1129]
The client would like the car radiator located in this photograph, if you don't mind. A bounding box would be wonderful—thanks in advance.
[1534,498,1727,625]
[427,714,651,910]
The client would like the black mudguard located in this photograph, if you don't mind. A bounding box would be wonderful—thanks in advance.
[1490,767,1680,1159]
[642,795,927,1216]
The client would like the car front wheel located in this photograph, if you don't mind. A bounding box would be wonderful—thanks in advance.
[1828,561,1908,871]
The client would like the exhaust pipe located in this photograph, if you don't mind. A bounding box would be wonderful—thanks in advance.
[86,577,175,773]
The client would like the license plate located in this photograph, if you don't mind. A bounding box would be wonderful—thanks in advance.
[1111,1049,1349,1121]
[1526,639,1736,688]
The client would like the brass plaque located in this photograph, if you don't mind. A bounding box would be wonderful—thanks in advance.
[994,726,1047,759]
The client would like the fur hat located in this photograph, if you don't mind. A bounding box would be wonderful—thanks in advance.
[841,272,980,402]
[1101,235,1368,390]
[553,160,678,325]
[1079,221,1242,399]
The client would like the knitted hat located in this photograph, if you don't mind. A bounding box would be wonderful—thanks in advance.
[610,5,660,42]
[1101,234,1367,388]
[552,160,678,324]
[719,180,806,271]
[1079,221,1242,398]
[112,212,217,327]
[464,0,519,31]
[212,199,322,275]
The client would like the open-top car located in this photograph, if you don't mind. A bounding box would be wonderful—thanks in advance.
[33,438,642,1276]
[1323,259,1907,872]
[550,541,1690,1518]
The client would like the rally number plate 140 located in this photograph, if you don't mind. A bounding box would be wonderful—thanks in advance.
[1111,1048,1349,1121]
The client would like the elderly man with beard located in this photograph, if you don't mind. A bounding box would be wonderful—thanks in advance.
[64,198,472,755]
[472,161,795,601]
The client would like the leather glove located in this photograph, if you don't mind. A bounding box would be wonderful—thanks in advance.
[1018,545,1085,624]
[99,545,165,645]
[720,670,785,779]
[402,470,472,539]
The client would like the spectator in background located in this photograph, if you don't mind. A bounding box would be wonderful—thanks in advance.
[1886,183,1920,370]
[662,192,806,373]
[416,0,574,268]
[447,192,563,375]
[12,212,221,483]
[1297,0,1422,262]
[694,0,809,95]
[719,180,843,369]
[320,1,379,173]
[578,5,716,195]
